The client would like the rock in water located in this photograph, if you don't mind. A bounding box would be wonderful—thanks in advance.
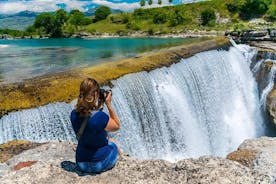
[0,141,272,184]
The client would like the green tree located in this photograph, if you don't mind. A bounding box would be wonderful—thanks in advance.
[55,9,68,25]
[153,11,167,24]
[34,13,55,34]
[140,0,145,6]
[267,4,276,21]
[200,9,216,26]
[148,0,153,5]
[239,0,271,20]
[158,0,162,5]
[69,9,85,26]
[168,10,186,26]
[95,6,111,21]
[168,0,173,3]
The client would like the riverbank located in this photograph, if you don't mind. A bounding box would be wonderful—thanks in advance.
[0,30,225,40]
[0,37,230,116]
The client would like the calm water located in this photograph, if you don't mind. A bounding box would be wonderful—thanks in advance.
[0,38,197,83]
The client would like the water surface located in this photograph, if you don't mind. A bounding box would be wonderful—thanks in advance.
[0,38,197,83]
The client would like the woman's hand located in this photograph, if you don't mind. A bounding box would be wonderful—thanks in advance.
[105,91,112,106]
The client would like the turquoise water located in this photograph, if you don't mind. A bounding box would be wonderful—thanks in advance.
[0,38,195,83]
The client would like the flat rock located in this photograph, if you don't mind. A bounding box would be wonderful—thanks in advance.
[0,141,271,184]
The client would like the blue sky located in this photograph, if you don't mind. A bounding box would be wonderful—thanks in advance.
[0,0,200,14]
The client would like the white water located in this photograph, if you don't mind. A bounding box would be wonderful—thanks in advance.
[260,60,276,110]
[0,45,266,162]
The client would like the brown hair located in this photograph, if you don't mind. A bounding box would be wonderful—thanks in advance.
[76,78,103,116]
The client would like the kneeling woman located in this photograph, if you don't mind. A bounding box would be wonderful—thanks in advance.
[70,78,120,173]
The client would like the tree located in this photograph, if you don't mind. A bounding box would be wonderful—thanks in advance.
[55,9,68,25]
[148,0,153,5]
[267,4,276,21]
[34,13,55,34]
[158,0,162,5]
[168,0,173,3]
[69,9,85,26]
[95,6,111,21]
[200,9,216,26]
[239,0,271,20]
[140,0,145,6]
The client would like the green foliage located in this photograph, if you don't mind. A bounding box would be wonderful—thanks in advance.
[148,0,153,5]
[158,0,162,5]
[200,9,216,26]
[110,13,130,24]
[239,0,270,20]
[266,4,276,21]
[126,21,141,30]
[153,11,167,24]
[140,0,145,6]
[69,9,87,26]
[34,13,55,34]
[95,6,111,22]
[0,29,24,37]
[168,0,173,3]
[168,10,187,26]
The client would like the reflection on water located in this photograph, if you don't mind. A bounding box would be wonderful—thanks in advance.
[0,38,199,83]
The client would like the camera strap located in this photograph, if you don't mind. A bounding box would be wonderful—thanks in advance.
[76,116,89,141]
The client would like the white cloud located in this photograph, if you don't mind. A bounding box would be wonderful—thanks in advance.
[91,0,140,11]
[0,0,90,14]
[91,0,172,12]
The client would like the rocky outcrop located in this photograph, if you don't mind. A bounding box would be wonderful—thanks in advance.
[1,138,276,184]
[226,29,276,43]
[227,137,276,183]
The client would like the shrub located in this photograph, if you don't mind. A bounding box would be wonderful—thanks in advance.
[200,9,216,26]
[266,4,276,21]
[239,0,270,20]
[126,22,141,31]
[168,10,186,26]
[95,6,111,22]
[153,12,167,24]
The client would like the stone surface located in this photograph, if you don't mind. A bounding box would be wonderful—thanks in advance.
[0,140,43,163]
[0,140,273,184]
[228,137,276,183]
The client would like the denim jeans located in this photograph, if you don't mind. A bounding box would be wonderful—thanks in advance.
[77,142,118,174]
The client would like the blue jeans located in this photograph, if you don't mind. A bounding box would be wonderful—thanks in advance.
[77,142,118,174]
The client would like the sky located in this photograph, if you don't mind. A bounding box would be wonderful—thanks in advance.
[0,0,202,14]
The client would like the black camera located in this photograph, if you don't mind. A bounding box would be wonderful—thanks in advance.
[99,88,110,102]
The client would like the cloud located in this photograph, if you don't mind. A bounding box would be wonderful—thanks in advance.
[91,0,172,12]
[91,0,140,11]
[0,0,90,14]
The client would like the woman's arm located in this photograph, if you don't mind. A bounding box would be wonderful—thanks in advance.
[104,92,120,132]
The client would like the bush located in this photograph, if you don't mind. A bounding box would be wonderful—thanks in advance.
[95,6,111,22]
[153,12,167,24]
[266,4,276,21]
[126,22,141,31]
[200,9,216,26]
[239,0,270,20]
[168,10,187,27]
[110,13,130,24]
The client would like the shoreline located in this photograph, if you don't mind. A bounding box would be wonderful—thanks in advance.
[0,37,230,116]
[0,30,226,40]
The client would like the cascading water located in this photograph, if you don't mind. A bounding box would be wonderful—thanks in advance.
[0,44,267,162]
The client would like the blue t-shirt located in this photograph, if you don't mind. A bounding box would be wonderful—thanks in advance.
[70,110,111,162]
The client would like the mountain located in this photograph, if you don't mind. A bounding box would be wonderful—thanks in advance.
[0,11,37,30]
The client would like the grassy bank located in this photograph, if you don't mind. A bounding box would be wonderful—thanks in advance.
[1,0,275,38]
[0,37,229,116]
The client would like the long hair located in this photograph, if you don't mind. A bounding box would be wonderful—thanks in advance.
[76,78,103,116]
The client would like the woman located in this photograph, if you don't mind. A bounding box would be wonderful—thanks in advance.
[70,78,120,173]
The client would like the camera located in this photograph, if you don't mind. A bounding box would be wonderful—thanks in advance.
[99,88,111,102]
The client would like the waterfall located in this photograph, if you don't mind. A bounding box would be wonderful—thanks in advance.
[0,45,266,162]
